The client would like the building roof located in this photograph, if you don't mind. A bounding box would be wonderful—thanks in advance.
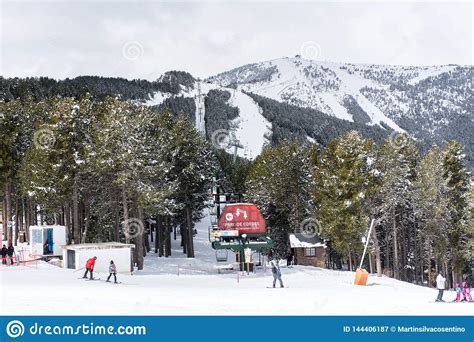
[289,233,326,248]
[30,225,66,229]
[63,242,134,250]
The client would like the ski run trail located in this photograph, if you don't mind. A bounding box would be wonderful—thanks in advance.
[0,210,472,315]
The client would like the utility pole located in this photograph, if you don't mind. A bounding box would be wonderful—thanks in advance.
[196,82,205,135]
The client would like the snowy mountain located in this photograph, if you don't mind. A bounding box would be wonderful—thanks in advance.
[207,56,472,160]
[146,77,271,160]
[143,57,471,163]
[2,57,471,163]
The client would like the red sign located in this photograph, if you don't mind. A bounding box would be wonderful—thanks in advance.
[217,203,266,235]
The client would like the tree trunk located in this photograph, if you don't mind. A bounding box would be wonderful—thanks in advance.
[154,218,159,253]
[65,202,72,244]
[144,222,150,253]
[14,197,19,245]
[113,196,120,241]
[368,252,373,273]
[392,206,399,279]
[2,197,6,239]
[24,198,30,234]
[165,217,172,257]
[4,180,12,241]
[348,253,353,272]
[136,206,144,270]
[122,187,129,243]
[82,196,90,243]
[181,218,187,255]
[72,176,80,244]
[371,223,383,276]
[186,204,194,258]
[157,215,163,256]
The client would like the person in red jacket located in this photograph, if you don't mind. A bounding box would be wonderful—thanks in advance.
[82,256,97,280]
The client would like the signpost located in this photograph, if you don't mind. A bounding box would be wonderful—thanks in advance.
[217,204,266,235]
[210,203,273,273]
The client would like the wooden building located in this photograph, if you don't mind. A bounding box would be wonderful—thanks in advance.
[289,233,326,268]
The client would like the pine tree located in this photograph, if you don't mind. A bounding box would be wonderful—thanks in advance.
[165,113,214,258]
[442,141,470,281]
[312,131,374,271]
[413,145,450,284]
[1,98,43,242]
[246,141,312,258]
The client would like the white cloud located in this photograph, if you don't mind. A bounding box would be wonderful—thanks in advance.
[0,0,471,80]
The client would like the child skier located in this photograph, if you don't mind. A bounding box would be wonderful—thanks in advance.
[271,259,284,288]
[461,280,472,302]
[454,283,462,302]
[82,256,97,280]
[106,260,118,284]
[1,245,7,265]
[7,243,15,265]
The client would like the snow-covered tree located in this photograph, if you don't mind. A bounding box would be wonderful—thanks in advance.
[246,141,312,258]
[375,134,419,280]
[312,131,374,271]
[413,145,450,284]
[442,141,470,281]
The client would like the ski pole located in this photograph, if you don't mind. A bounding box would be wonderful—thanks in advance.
[359,219,375,269]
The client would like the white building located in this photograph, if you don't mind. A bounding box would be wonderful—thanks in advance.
[63,242,134,274]
[29,225,67,257]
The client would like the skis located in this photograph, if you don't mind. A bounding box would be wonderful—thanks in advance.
[266,286,288,288]
[431,300,473,303]
[78,277,133,285]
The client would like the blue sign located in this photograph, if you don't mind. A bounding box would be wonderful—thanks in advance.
[0,316,472,342]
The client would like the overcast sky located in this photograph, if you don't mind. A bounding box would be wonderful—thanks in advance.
[0,0,472,80]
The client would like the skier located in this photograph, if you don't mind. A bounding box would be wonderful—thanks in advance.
[1,245,7,265]
[461,280,472,302]
[106,260,118,284]
[7,243,15,265]
[454,283,462,302]
[435,271,446,302]
[271,259,284,288]
[82,256,97,280]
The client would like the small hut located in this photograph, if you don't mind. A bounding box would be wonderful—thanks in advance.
[63,242,134,273]
[29,225,67,257]
[289,233,326,268]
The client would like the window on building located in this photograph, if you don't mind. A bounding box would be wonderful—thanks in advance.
[304,247,316,257]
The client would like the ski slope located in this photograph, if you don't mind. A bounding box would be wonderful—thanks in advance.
[146,83,270,160]
[227,89,271,159]
[0,211,472,315]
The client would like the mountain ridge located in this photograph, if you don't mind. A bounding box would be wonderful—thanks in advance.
[1,56,472,166]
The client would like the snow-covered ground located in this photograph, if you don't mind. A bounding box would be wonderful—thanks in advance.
[227,89,271,159]
[0,211,472,316]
